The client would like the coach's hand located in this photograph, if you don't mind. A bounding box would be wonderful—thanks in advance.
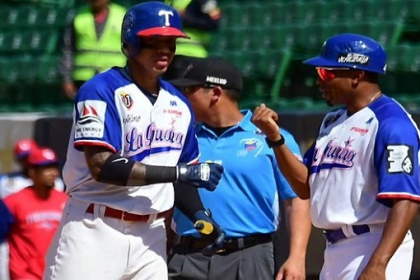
[176,162,223,191]
[193,210,226,255]
[251,103,281,141]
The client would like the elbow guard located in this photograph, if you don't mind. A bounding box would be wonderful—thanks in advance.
[97,154,136,186]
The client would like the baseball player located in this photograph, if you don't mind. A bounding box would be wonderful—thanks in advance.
[0,139,65,199]
[44,2,224,280]
[0,139,65,280]
[252,33,420,280]
[0,147,67,279]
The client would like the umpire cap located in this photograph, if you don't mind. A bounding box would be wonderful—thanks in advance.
[303,33,387,74]
[169,57,243,92]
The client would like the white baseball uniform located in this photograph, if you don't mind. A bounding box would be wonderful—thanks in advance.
[304,95,420,280]
[44,67,199,280]
[0,172,64,280]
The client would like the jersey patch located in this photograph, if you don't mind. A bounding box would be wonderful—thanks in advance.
[387,145,414,175]
[75,100,107,139]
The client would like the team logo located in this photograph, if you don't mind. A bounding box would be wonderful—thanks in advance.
[121,92,133,109]
[78,104,100,125]
[387,145,414,175]
[337,53,370,65]
[238,138,263,157]
[122,11,135,34]
[158,10,173,26]
[244,140,257,151]
[311,140,357,173]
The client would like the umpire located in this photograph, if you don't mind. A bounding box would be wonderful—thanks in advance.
[167,57,311,280]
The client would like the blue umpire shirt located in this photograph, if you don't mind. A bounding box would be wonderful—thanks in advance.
[173,110,302,238]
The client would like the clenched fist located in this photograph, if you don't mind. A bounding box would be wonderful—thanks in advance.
[251,104,281,141]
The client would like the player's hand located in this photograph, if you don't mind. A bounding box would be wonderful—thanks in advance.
[358,263,386,280]
[251,103,281,141]
[63,82,77,99]
[193,210,226,256]
[176,162,223,191]
[276,255,306,280]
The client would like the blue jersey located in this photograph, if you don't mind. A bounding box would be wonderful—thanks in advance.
[173,110,301,237]
[303,95,420,229]
[62,67,199,214]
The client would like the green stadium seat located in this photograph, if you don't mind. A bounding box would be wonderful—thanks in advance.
[0,6,15,29]
[36,55,61,84]
[319,0,351,24]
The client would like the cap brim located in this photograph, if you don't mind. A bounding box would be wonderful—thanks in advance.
[137,27,190,38]
[169,78,203,87]
[303,56,342,68]
[31,160,59,167]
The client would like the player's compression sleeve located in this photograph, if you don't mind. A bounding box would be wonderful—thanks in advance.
[73,78,123,153]
[173,181,205,221]
[374,116,420,206]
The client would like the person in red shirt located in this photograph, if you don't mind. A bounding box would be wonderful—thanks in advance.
[1,147,68,280]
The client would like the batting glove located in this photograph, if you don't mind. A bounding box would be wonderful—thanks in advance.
[193,210,226,256]
[176,163,223,191]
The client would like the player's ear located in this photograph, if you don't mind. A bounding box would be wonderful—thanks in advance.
[351,70,364,86]
[211,86,223,102]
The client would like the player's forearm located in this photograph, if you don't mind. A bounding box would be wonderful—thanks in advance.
[273,145,310,199]
[368,199,419,267]
[284,198,311,259]
[173,181,205,221]
[84,147,177,186]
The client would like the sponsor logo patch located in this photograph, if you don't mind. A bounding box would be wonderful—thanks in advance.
[75,100,107,138]
[387,145,414,175]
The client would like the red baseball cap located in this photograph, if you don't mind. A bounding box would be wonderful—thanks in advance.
[14,139,38,159]
[27,147,58,166]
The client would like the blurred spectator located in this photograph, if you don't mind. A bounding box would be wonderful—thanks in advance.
[0,140,65,280]
[0,139,65,199]
[165,0,221,58]
[60,0,127,99]
[0,147,68,280]
[162,0,221,81]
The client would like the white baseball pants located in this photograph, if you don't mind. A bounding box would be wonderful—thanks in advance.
[320,230,413,280]
[44,197,168,280]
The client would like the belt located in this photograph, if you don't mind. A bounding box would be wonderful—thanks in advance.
[323,224,371,244]
[179,233,273,253]
[86,204,170,222]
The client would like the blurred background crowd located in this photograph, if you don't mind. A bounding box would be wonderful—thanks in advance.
[1,0,420,114]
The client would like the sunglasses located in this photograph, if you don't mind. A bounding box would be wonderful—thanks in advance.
[316,67,351,81]
[183,84,217,94]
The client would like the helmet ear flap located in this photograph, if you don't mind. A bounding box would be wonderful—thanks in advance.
[121,42,130,57]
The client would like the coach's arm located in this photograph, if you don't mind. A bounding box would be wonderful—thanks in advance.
[251,104,311,199]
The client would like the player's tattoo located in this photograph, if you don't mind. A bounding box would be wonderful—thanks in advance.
[84,146,113,179]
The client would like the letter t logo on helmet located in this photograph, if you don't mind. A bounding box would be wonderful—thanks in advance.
[121,1,189,57]
[158,10,174,26]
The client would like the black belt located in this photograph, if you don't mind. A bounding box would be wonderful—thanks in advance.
[323,224,370,244]
[179,233,273,253]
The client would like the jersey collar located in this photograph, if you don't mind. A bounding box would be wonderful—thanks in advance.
[196,109,255,135]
